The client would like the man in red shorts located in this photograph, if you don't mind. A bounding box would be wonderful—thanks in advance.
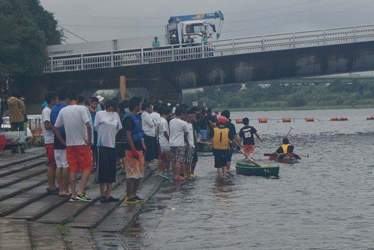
[54,92,93,202]
[123,97,145,204]
[41,91,58,195]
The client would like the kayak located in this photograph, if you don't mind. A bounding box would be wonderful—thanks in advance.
[276,157,299,164]
[236,161,279,177]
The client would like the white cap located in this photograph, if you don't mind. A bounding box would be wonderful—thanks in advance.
[167,103,171,106]
[172,34,177,38]
[96,95,104,103]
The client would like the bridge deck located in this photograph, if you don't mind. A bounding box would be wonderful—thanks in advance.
[45,24,374,74]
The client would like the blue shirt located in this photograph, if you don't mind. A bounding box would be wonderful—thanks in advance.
[51,103,68,134]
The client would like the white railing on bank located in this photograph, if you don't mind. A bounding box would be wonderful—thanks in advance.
[44,24,374,73]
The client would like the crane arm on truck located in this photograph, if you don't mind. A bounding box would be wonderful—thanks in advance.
[166,11,224,44]
[168,11,224,24]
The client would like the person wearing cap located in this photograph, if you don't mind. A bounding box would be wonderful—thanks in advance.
[239,117,262,157]
[210,116,234,178]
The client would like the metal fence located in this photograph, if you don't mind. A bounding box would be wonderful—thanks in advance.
[44,24,374,73]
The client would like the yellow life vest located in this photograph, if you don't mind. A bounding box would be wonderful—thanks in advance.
[281,144,292,154]
[212,127,230,150]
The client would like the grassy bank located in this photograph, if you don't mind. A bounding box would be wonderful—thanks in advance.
[222,104,374,112]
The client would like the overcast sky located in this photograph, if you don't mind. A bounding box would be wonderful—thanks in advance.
[40,0,374,44]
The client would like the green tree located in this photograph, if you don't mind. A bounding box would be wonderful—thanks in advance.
[288,92,307,107]
[0,0,62,83]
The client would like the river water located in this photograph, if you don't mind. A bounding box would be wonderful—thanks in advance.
[124,109,374,249]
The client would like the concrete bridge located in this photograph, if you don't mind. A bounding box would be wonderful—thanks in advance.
[26,24,374,103]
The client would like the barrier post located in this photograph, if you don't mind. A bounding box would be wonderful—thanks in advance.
[232,39,236,55]
[50,57,54,72]
[141,48,144,64]
[323,30,326,45]
[110,51,114,67]
[293,33,296,48]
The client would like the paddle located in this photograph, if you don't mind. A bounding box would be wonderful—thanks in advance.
[285,125,295,138]
[264,153,309,158]
[239,150,262,167]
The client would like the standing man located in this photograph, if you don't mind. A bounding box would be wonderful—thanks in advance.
[220,110,241,171]
[123,97,145,204]
[95,100,122,203]
[152,37,160,49]
[239,117,262,157]
[141,102,156,170]
[169,107,189,181]
[54,92,93,202]
[211,116,233,178]
[184,110,195,178]
[51,88,70,197]
[41,92,59,195]
[157,106,171,178]
[87,97,101,170]
[7,90,25,153]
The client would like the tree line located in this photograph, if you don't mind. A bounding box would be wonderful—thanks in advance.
[0,0,62,87]
[182,79,374,109]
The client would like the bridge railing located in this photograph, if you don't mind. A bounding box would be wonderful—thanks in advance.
[44,24,374,73]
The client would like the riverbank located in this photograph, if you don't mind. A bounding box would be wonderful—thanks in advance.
[222,104,374,112]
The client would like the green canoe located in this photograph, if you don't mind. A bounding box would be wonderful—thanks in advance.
[236,162,280,177]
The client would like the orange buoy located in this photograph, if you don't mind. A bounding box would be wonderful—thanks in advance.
[259,118,268,123]
[367,116,374,120]
[339,117,348,121]
[330,117,339,121]
[282,118,291,123]
[235,119,243,124]
[305,117,314,122]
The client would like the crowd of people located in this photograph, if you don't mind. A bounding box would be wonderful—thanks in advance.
[40,86,269,204]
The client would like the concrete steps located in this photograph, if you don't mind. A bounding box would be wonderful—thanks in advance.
[95,174,164,233]
[0,158,46,178]
[0,218,32,249]
[0,148,164,249]
[37,170,126,225]
[28,222,67,250]
[0,147,45,170]
[0,173,47,203]
[68,169,154,229]
[7,173,89,221]
[0,163,47,189]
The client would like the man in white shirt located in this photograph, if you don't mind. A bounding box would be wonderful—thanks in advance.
[169,107,189,181]
[141,102,156,170]
[41,91,59,195]
[184,110,196,178]
[94,99,122,203]
[157,106,172,179]
[54,92,93,202]
[150,104,161,170]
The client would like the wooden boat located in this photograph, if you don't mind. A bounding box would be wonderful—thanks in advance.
[195,141,213,153]
[236,161,279,177]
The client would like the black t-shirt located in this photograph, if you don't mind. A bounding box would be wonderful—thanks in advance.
[239,125,257,145]
[198,115,209,130]
[225,121,236,137]
[192,122,199,144]
[54,133,66,150]
[122,116,143,151]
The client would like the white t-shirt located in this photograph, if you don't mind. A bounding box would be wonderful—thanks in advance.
[150,112,161,126]
[41,107,54,144]
[186,122,195,148]
[54,105,91,146]
[158,117,170,148]
[83,106,94,144]
[169,118,188,147]
[94,111,122,148]
[141,111,156,137]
